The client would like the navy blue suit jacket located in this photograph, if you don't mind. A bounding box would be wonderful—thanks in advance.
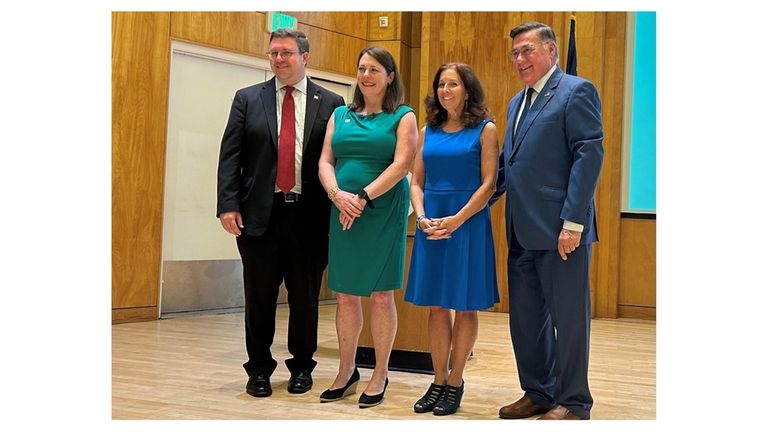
[494,68,604,250]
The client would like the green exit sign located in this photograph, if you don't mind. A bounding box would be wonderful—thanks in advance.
[266,12,298,32]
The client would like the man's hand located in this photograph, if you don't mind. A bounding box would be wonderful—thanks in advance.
[220,211,244,236]
[558,228,582,261]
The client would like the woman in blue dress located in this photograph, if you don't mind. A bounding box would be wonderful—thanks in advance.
[405,63,499,416]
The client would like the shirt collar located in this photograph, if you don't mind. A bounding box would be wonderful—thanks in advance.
[276,75,307,95]
[530,64,558,95]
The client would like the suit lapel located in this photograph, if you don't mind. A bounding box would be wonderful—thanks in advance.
[511,69,563,157]
[261,77,278,149]
[304,78,321,151]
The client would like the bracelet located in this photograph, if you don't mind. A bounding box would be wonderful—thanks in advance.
[415,214,426,231]
[327,186,340,200]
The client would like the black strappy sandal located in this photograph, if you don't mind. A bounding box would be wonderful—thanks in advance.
[433,381,464,416]
[413,382,446,413]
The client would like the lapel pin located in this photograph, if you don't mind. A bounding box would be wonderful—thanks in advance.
[314,95,320,100]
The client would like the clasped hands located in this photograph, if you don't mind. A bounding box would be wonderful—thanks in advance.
[333,190,366,231]
[420,215,461,240]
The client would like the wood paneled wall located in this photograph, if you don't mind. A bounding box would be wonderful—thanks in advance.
[618,218,656,319]
[112,12,171,323]
[169,12,367,77]
[113,11,654,323]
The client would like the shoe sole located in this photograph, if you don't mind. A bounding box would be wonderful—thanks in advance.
[319,383,357,402]
[498,410,549,419]
[358,398,384,408]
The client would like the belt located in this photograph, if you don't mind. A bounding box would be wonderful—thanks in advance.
[275,192,300,202]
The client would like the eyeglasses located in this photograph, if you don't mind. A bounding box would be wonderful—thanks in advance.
[508,43,546,60]
[266,50,301,59]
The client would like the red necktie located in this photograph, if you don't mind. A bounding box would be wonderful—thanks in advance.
[277,86,296,193]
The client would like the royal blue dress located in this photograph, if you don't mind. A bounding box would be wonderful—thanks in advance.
[405,120,499,311]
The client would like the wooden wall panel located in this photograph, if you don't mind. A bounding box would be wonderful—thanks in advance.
[298,23,367,77]
[170,12,268,56]
[290,12,368,39]
[591,12,625,318]
[368,12,404,43]
[170,12,367,77]
[112,12,171,317]
[619,218,656,319]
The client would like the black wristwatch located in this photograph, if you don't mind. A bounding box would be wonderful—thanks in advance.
[357,189,375,209]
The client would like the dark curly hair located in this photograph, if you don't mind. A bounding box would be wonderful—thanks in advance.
[424,62,492,128]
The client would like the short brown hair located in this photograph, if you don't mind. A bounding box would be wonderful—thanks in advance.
[270,28,309,53]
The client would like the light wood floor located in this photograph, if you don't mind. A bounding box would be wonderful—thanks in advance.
[112,303,655,421]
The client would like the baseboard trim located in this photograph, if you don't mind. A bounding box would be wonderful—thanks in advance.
[112,306,158,324]
[355,347,434,375]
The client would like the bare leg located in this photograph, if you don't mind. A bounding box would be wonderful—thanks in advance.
[447,310,478,387]
[364,290,397,394]
[329,293,363,389]
[428,307,452,385]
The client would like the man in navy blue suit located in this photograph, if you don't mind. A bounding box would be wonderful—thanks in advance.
[494,22,604,420]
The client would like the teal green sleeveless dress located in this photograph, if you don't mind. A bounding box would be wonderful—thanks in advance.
[327,105,413,296]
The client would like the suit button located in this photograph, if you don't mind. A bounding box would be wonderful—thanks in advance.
[508,159,514,166]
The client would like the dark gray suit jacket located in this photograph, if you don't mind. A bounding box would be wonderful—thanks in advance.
[217,77,345,237]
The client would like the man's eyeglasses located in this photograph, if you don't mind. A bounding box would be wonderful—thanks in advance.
[266,50,301,59]
[508,43,546,60]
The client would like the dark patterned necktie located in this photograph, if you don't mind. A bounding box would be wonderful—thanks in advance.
[514,87,535,141]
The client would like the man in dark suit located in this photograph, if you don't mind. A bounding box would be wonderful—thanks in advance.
[217,28,344,398]
[494,22,604,420]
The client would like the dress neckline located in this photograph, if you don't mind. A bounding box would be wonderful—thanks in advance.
[440,125,465,134]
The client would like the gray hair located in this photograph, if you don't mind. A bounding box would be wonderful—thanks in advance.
[509,21,558,61]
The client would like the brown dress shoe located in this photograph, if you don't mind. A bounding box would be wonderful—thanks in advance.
[537,404,587,420]
[498,395,550,419]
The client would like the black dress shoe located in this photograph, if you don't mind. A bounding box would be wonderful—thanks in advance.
[358,378,388,408]
[246,373,272,397]
[287,370,313,394]
[320,368,360,402]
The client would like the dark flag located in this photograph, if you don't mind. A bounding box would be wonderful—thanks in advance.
[566,14,578,76]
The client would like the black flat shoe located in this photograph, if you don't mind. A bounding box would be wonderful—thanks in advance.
[414,382,446,413]
[287,370,313,394]
[358,378,388,408]
[246,373,272,397]
[319,368,360,402]
[433,381,464,416]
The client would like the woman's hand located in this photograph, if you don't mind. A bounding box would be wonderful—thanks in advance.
[333,190,364,229]
[425,215,462,240]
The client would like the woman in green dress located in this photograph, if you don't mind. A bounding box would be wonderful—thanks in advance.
[318,46,418,408]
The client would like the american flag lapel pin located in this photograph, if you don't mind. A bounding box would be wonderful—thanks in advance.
[314,95,320,100]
